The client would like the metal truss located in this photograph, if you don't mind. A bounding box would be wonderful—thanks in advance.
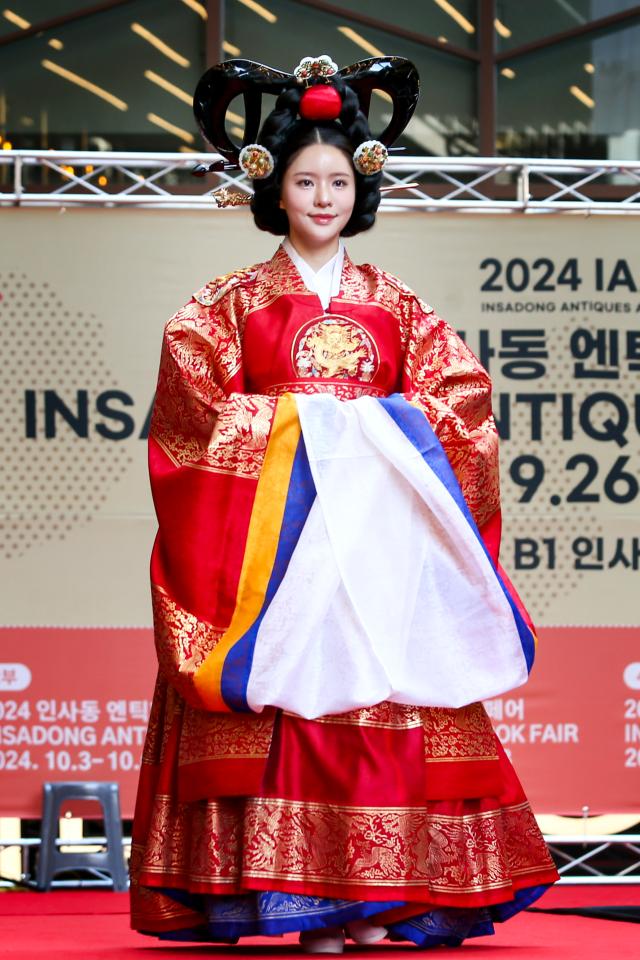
[0,835,129,889]
[2,150,640,214]
[544,833,640,884]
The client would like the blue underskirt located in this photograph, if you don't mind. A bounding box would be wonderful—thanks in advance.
[145,884,549,948]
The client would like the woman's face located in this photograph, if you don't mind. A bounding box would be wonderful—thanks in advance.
[279,143,356,252]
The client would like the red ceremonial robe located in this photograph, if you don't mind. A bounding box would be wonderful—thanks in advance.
[130,245,557,941]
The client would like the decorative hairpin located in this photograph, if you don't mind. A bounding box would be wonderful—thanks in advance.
[379,181,418,192]
[238,143,274,179]
[353,140,388,175]
[212,187,252,207]
[294,55,338,83]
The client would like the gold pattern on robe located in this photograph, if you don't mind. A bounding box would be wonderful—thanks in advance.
[305,702,424,730]
[264,381,386,400]
[150,293,278,479]
[199,393,276,479]
[138,793,242,885]
[423,704,499,762]
[247,246,314,314]
[135,793,555,895]
[292,315,378,381]
[403,306,500,530]
[178,707,274,767]
[152,585,226,704]
[242,796,555,892]
[306,702,498,760]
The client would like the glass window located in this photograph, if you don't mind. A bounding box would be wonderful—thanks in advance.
[0,0,477,156]
[0,1,95,39]
[224,0,478,156]
[497,23,640,160]
[0,0,205,151]
[336,0,478,50]
[496,0,640,52]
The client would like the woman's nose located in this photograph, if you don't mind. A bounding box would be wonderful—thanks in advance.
[314,184,332,207]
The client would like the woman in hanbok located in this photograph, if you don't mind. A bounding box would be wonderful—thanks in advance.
[130,55,558,951]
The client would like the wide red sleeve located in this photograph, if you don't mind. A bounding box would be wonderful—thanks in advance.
[400,296,502,563]
[148,285,279,707]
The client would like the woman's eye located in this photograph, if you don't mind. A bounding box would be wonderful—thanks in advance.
[297,179,313,187]
[334,179,347,188]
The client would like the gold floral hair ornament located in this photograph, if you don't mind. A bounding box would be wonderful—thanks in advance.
[353,139,388,175]
[238,143,275,179]
[211,187,253,207]
[294,54,339,83]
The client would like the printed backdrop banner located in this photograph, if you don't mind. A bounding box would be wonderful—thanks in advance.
[1,208,639,816]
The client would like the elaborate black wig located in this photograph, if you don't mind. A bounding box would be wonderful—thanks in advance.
[250,77,381,237]
[193,56,420,233]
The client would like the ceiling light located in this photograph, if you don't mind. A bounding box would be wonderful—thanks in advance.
[144,69,192,105]
[584,62,595,74]
[494,18,511,38]
[41,59,128,111]
[231,125,245,138]
[374,89,392,103]
[48,38,64,50]
[131,23,190,67]
[500,67,516,79]
[223,41,241,56]
[432,0,475,34]
[3,8,30,29]
[226,109,244,124]
[236,0,277,23]
[179,0,207,19]
[569,85,594,109]
[337,26,384,58]
[147,111,195,143]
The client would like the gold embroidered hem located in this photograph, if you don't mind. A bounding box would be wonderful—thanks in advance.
[263,381,387,400]
[133,790,556,904]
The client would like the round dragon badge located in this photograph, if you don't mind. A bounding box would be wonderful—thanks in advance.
[292,315,379,382]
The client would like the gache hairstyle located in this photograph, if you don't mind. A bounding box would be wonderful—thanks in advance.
[250,77,381,238]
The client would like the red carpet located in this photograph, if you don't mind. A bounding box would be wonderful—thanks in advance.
[0,888,638,959]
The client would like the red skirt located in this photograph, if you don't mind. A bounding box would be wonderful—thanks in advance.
[130,675,557,936]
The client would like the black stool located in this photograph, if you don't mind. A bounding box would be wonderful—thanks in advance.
[36,781,128,891]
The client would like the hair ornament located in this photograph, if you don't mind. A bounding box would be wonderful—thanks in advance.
[212,186,253,207]
[299,84,342,120]
[294,55,338,84]
[353,139,388,175]
[238,143,274,179]
[193,57,419,167]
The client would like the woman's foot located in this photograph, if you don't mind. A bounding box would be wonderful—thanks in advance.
[299,926,346,954]
[346,918,388,944]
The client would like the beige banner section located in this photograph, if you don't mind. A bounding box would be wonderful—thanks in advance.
[2,208,639,628]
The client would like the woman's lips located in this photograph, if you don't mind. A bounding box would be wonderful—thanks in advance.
[309,214,336,224]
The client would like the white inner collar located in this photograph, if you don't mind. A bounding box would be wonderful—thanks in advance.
[283,237,345,310]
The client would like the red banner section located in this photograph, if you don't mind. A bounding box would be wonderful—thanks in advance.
[486,625,640,815]
[0,628,156,818]
[0,626,638,817]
